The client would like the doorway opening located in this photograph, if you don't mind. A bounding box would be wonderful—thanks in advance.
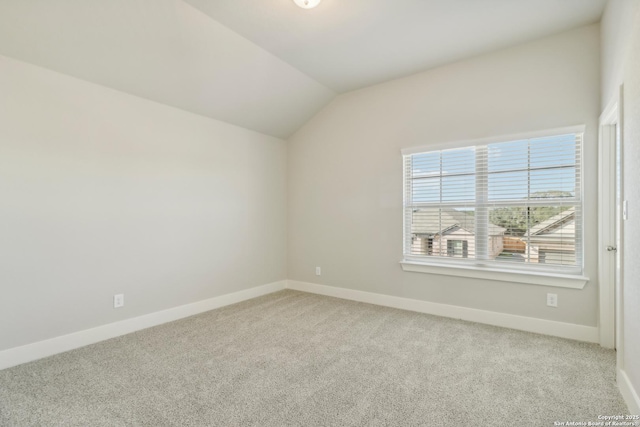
[598,99,623,360]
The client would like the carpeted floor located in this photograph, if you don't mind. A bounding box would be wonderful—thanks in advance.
[0,290,628,426]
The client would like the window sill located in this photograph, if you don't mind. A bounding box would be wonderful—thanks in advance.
[399,260,589,289]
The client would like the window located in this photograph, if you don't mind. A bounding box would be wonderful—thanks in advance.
[447,240,468,258]
[403,129,583,275]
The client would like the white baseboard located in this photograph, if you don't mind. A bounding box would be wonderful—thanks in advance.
[286,280,599,343]
[0,279,602,372]
[0,280,286,371]
[619,369,640,415]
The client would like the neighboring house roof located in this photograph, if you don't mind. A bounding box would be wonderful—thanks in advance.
[524,207,575,239]
[412,209,505,236]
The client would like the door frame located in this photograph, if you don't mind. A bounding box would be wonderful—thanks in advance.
[598,98,621,351]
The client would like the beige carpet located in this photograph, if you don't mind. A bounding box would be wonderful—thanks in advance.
[0,290,628,426]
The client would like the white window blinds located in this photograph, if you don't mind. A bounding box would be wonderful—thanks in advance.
[403,131,582,273]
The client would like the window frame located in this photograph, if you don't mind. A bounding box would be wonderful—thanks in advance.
[400,126,589,289]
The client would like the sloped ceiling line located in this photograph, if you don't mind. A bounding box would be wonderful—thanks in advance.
[0,0,605,138]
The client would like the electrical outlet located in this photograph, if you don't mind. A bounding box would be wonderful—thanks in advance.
[546,293,558,308]
[114,294,124,308]
[315,267,321,276]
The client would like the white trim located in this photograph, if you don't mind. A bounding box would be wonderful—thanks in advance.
[618,369,640,415]
[400,260,588,289]
[0,281,286,371]
[600,98,620,124]
[286,280,598,343]
[616,86,626,374]
[402,127,585,281]
[598,100,619,349]
[401,125,586,155]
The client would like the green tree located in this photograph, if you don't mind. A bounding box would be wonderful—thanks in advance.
[489,191,571,236]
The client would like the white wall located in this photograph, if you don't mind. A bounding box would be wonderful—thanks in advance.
[601,0,640,109]
[0,55,287,351]
[622,17,640,410]
[288,25,600,326]
[601,0,640,411]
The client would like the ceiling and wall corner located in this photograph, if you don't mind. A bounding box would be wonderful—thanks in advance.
[600,0,640,109]
[0,0,607,138]
[0,0,335,139]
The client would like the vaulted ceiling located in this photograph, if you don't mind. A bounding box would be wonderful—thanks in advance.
[186,0,607,93]
[0,0,607,138]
